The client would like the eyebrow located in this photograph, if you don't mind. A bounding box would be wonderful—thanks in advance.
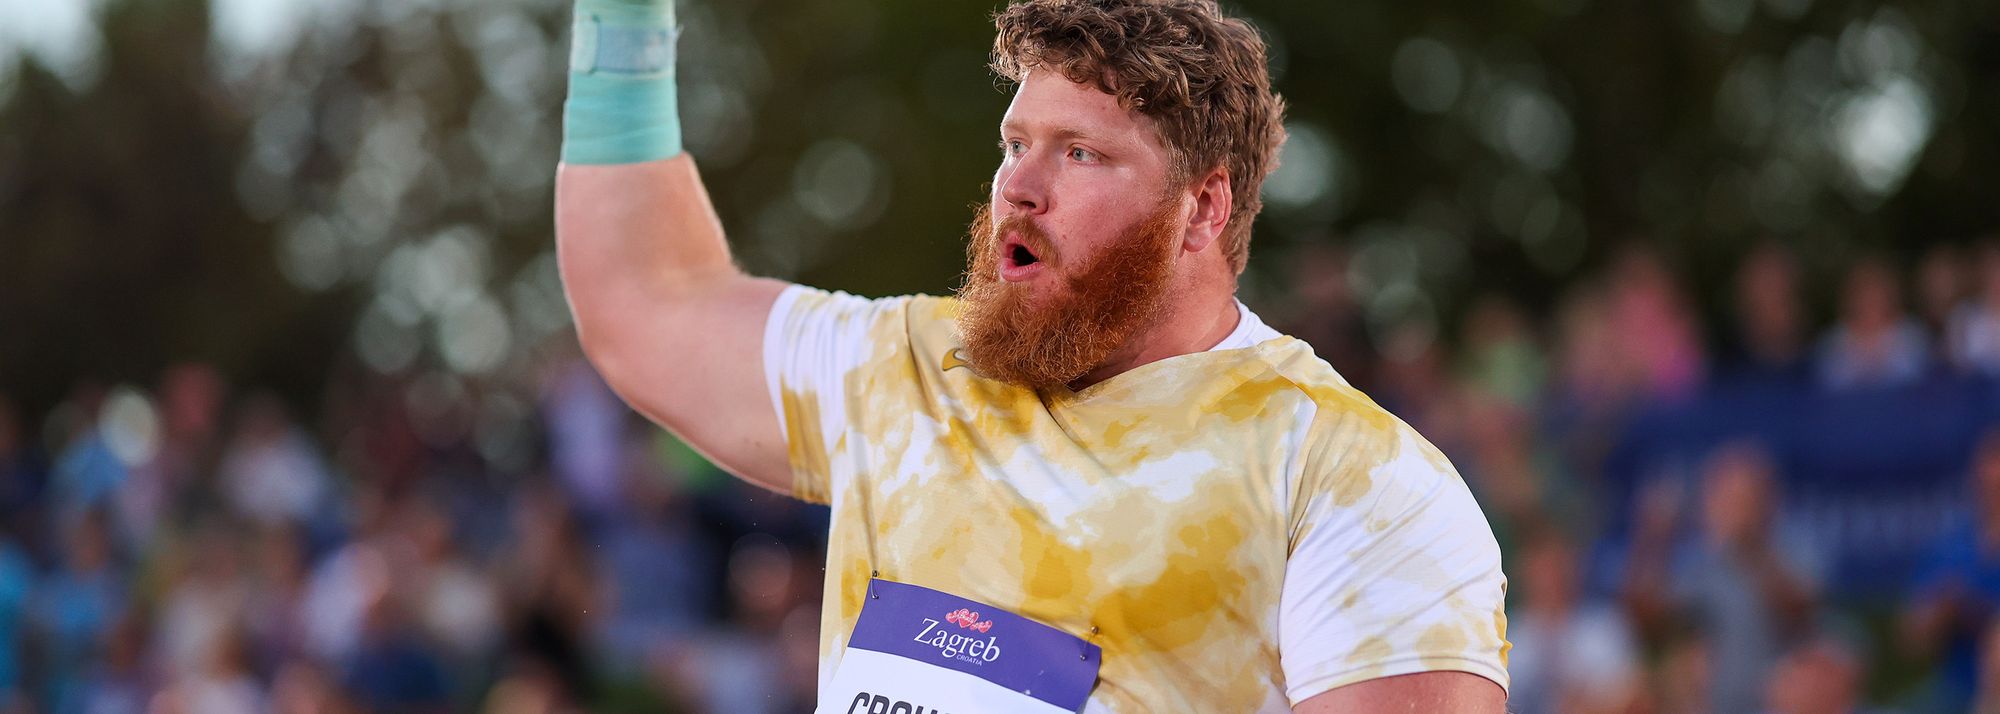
[1000,121,1117,147]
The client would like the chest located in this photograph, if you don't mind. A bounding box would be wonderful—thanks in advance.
[834,416,1292,649]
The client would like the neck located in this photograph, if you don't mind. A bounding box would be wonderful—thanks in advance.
[1069,289,1241,391]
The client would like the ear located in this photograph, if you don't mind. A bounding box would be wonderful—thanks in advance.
[1181,166,1232,254]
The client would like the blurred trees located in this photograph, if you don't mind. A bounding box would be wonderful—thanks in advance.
[0,0,306,416]
[2,0,1997,418]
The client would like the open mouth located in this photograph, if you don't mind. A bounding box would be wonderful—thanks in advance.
[1009,243,1040,268]
[998,231,1047,282]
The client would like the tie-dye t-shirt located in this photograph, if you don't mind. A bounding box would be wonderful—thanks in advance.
[762,285,1509,711]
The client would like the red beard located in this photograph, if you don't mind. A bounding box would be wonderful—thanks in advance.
[953,197,1182,390]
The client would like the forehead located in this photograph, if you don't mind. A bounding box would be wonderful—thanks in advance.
[1000,71,1164,153]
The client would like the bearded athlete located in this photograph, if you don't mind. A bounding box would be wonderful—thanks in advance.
[557,0,1509,711]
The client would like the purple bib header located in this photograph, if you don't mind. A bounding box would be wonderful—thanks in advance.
[846,578,1101,711]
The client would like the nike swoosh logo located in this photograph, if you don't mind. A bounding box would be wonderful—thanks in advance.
[942,348,972,373]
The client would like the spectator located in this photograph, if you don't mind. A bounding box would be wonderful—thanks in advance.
[481,658,574,714]
[157,626,265,714]
[1543,281,1639,519]
[49,384,125,522]
[0,399,32,708]
[29,508,127,712]
[775,602,822,711]
[1505,527,1643,713]
[540,355,630,520]
[1458,393,1589,558]
[1606,247,1705,402]
[500,486,597,707]
[1626,441,1825,714]
[154,524,251,681]
[1652,626,1713,714]
[74,612,152,714]
[1818,256,1931,390]
[1902,428,2000,711]
[400,497,503,662]
[1728,243,1809,377]
[1918,244,1970,351]
[1551,280,1633,416]
[1370,321,1462,450]
[14,245,2000,711]
[1275,244,1374,391]
[1972,619,2000,714]
[1460,293,1547,411]
[1764,635,1872,714]
[0,395,46,540]
[245,523,314,668]
[269,660,352,714]
[343,593,449,713]
[594,430,715,668]
[1950,241,2000,375]
[118,364,225,552]
[0,529,31,711]
[218,392,331,528]
[665,534,811,714]
[302,490,392,665]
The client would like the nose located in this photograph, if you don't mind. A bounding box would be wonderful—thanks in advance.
[997,153,1049,215]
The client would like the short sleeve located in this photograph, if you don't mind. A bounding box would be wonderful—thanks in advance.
[762,285,913,504]
[1277,407,1511,704]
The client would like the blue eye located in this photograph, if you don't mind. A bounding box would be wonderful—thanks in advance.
[1069,146,1097,162]
[1001,140,1026,156]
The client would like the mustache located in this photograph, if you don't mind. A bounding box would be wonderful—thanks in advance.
[993,212,1059,266]
[954,194,1182,390]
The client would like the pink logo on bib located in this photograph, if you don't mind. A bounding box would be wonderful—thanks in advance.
[944,608,993,633]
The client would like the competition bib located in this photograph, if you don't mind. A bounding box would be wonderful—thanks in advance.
[816,578,1101,713]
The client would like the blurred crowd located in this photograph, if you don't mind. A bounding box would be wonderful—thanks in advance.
[1270,239,2000,714]
[0,350,827,714]
[7,240,2000,713]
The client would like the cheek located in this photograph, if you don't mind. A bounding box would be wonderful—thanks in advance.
[1050,228,1116,273]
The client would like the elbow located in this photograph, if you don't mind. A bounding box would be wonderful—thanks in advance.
[571,320,667,429]
[559,265,653,394]
[571,314,641,397]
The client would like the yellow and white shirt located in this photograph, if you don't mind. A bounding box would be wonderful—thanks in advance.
[763,286,1510,711]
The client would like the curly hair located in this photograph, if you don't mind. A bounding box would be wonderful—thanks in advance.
[991,0,1287,275]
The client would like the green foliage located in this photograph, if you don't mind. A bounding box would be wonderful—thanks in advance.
[3,0,1996,417]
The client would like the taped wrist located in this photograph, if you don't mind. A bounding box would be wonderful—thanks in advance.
[561,0,682,164]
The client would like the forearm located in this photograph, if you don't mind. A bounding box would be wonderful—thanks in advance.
[543,0,791,492]
[555,0,743,347]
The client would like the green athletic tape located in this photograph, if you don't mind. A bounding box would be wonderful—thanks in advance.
[561,0,683,164]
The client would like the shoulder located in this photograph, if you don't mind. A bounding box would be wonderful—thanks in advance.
[1232,337,1401,440]
[1201,338,1460,503]
[1241,340,1472,524]
[775,285,926,332]
[903,294,961,340]
[767,286,944,367]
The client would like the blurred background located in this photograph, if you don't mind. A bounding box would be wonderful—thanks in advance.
[3,0,1999,711]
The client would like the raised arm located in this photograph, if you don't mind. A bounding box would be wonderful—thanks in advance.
[556,0,791,491]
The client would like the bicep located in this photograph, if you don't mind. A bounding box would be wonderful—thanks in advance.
[556,155,795,491]
[577,273,795,493]
[1293,672,1504,713]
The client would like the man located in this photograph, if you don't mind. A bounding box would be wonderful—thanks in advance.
[556,0,1509,710]
[1624,442,1823,714]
